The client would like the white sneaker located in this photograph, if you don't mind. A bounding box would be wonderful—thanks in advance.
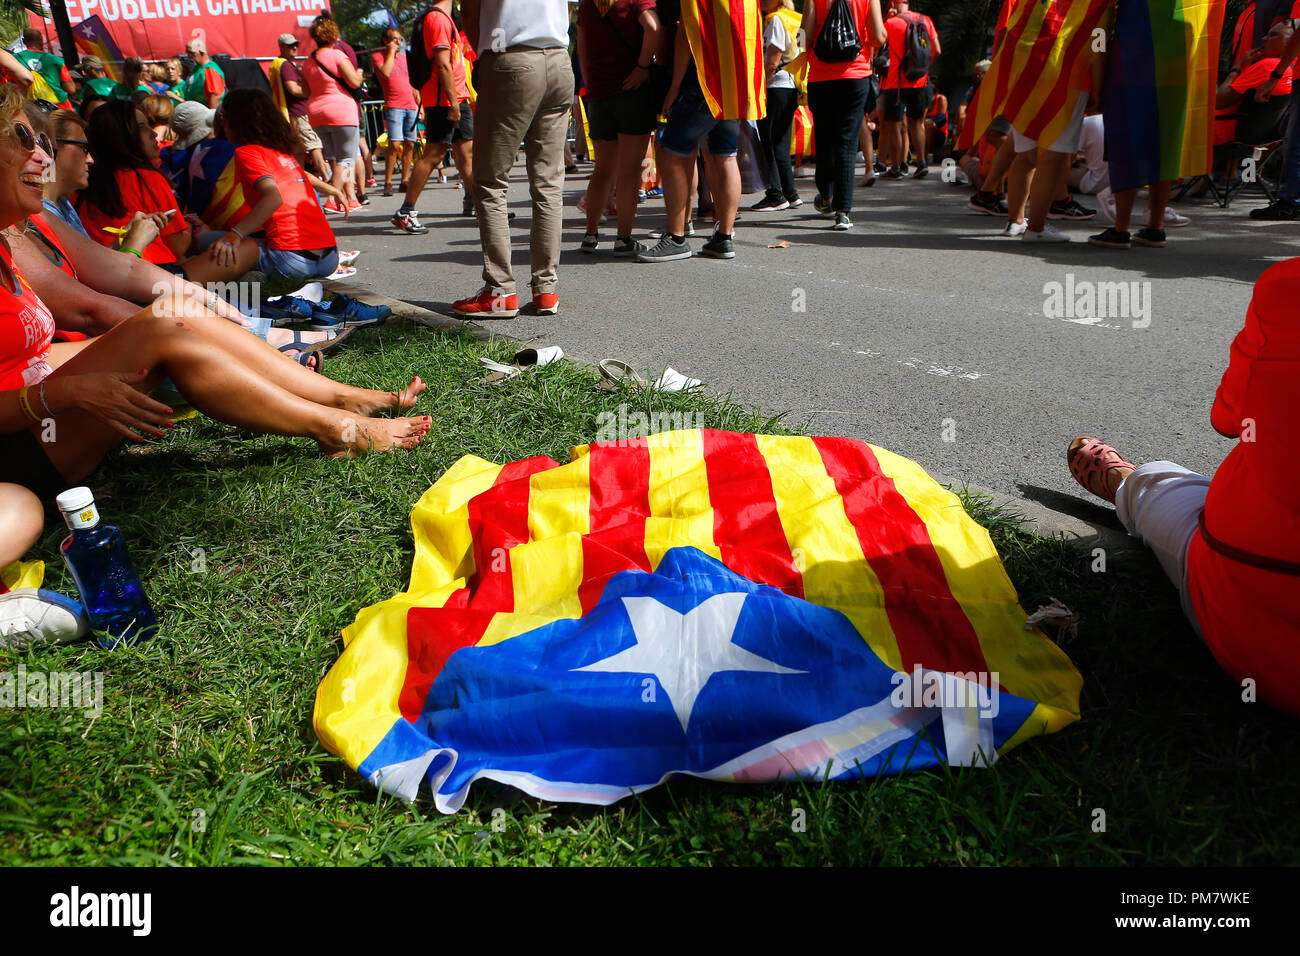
[1097,186,1117,224]
[0,589,89,650]
[1004,219,1028,237]
[1163,207,1191,227]
[1022,223,1071,242]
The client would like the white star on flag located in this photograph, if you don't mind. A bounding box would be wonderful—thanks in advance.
[574,592,805,733]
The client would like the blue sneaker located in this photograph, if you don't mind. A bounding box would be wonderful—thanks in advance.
[309,296,394,330]
[0,589,89,649]
[261,295,316,327]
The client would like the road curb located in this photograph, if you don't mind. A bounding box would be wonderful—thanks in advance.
[325,283,1141,553]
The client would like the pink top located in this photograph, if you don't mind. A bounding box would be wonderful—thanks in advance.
[304,47,360,128]
[372,50,419,110]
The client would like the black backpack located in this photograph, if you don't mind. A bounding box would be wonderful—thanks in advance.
[898,13,933,82]
[814,0,863,64]
[408,7,444,92]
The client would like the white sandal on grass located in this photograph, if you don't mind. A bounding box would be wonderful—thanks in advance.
[477,345,565,384]
[597,359,702,392]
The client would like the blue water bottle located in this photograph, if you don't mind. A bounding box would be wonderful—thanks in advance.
[57,487,159,647]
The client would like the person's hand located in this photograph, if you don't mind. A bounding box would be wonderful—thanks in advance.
[417,107,425,123]
[52,370,175,442]
[446,102,459,122]
[623,65,649,91]
[210,232,241,268]
[662,85,680,120]
[121,211,164,253]
[1255,74,1282,101]
[183,280,249,326]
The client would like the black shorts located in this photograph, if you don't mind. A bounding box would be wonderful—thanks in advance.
[881,86,932,122]
[0,428,67,501]
[585,85,658,140]
[425,100,474,146]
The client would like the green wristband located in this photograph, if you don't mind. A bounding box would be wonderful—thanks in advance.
[120,245,144,258]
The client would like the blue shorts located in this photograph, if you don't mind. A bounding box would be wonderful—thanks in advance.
[658,83,739,158]
[256,245,340,282]
[385,107,418,143]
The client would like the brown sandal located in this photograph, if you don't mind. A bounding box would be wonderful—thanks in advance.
[1067,436,1136,503]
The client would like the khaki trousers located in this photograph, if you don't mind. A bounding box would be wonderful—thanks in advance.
[471,47,574,296]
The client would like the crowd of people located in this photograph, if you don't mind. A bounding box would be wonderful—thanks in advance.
[0,0,1297,716]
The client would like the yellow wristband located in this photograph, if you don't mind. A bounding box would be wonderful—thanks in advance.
[18,387,43,424]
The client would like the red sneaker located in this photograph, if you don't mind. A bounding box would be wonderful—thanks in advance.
[346,199,363,212]
[530,292,559,316]
[452,287,519,319]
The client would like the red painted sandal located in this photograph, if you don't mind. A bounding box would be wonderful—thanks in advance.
[1067,436,1137,504]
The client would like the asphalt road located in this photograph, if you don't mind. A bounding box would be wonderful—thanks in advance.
[334,161,1299,523]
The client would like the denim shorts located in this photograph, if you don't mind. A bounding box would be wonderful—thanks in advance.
[385,107,418,142]
[659,84,739,158]
[256,245,340,282]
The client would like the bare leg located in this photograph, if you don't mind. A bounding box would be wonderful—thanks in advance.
[0,483,43,568]
[451,139,474,207]
[1006,149,1036,224]
[858,118,875,185]
[702,152,740,235]
[403,143,447,208]
[983,134,1015,195]
[585,138,617,235]
[1026,149,1070,232]
[39,304,431,480]
[907,116,927,164]
[659,149,695,236]
[615,132,652,238]
[884,120,903,169]
[1113,187,1138,232]
[1146,181,1172,229]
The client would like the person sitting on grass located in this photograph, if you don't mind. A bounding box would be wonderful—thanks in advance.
[0,83,430,495]
[217,89,344,284]
[76,100,261,282]
[24,101,334,366]
[1066,257,1299,718]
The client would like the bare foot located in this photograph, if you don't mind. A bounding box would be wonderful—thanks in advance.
[343,375,426,416]
[319,414,431,458]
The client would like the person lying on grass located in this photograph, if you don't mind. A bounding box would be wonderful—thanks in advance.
[75,99,262,284]
[1066,257,1299,718]
[0,81,430,502]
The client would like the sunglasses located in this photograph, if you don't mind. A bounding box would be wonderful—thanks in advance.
[12,124,53,157]
[56,138,91,155]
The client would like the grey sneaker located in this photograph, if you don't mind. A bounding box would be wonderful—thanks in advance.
[612,237,645,257]
[647,221,695,239]
[832,212,852,230]
[700,233,735,259]
[636,235,692,262]
[580,232,600,253]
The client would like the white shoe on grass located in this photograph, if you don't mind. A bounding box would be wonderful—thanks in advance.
[0,589,89,650]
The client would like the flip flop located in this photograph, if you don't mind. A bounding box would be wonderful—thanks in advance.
[326,265,358,281]
[338,250,361,266]
[477,345,565,384]
[1067,436,1136,503]
[278,334,325,373]
[597,360,702,392]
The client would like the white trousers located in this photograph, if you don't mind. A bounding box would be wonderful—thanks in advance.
[1113,461,1211,638]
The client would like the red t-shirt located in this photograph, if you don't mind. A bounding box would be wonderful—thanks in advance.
[578,0,657,101]
[807,0,874,84]
[372,50,419,110]
[882,10,938,90]
[1188,257,1300,718]
[1213,57,1293,144]
[77,167,188,264]
[233,144,336,252]
[0,244,56,392]
[421,7,471,107]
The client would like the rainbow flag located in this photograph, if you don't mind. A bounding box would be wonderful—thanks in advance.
[680,0,766,121]
[71,15,122,82]
[959,0,1112,150]
[314,431,1082,811]
[1103,0,1226,193]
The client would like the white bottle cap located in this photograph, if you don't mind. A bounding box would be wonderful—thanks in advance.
[56,487,99,530]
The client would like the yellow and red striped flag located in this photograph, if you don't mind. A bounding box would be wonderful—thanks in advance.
[959,0,1112,150]
[680,0,766,121]
[315,431,1082,810]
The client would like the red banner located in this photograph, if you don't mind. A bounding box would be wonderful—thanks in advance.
[29,1,332,61]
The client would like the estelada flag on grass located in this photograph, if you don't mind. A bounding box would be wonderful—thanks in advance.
[314,431,1081,812]
[959,0,1112,150]
[680,0,766,120]
[1103,0,1226,193]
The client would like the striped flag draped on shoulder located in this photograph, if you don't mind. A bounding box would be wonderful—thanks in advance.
[959,0,1113,150]
[680,0,767,120]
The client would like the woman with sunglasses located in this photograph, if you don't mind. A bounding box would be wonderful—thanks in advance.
[76,100,258,284]
[0,82,430,502]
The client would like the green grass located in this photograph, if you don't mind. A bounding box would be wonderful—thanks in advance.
[2,323,1297,866]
